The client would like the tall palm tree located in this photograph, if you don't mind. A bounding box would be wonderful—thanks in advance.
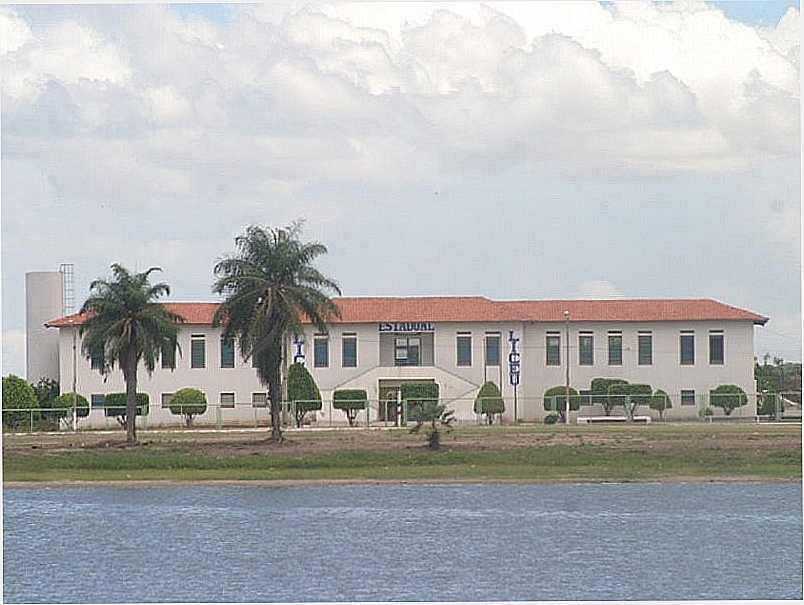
[213,223,341,442]
[80,264,182,445]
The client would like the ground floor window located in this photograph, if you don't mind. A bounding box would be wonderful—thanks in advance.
[91,394,105,408]
[681,389,696,406]
[220,392,235,408]
[252,392,267,408]
[161,393,174,408]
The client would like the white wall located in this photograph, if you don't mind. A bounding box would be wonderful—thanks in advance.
[56,318,759,427]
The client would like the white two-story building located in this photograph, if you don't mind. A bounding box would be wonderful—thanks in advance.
[43,296,767,427]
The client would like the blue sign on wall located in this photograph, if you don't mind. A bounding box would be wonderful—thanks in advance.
[378,322,435,333]
[292,334,305,365]
[508,330,520,386]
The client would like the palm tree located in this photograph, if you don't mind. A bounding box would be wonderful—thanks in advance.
[80,264,182,445]
[213,223,341,442]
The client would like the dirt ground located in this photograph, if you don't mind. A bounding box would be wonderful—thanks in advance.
[3,422,800,457]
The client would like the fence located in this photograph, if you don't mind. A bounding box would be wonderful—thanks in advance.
[3,392,801,433]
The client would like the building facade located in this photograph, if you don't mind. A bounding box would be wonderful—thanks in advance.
[45,297,768,427]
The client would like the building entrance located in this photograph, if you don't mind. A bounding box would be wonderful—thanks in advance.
[378,379,437,426]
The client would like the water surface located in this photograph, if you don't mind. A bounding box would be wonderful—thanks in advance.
[4,482,802,602]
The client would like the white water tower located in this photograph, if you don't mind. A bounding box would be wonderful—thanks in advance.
[25,267,71,382]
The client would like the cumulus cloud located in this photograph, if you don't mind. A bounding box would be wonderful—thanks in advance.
[576,281,625,299]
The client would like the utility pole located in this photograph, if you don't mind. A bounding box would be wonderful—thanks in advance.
[564,310,570,424]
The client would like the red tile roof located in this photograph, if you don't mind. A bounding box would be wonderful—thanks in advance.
[45,297,768,327]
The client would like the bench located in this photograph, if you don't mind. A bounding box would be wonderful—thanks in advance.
[577,415,651,424]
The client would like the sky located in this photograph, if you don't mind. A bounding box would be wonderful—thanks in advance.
[1,1,801,377]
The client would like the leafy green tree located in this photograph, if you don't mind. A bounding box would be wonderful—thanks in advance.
[400,382,440,424]
[649,389,672,421]
[32,377,60,406]
[543,386,579,423]
[409,400,455,450]
[80,264,182,444]
[213,223,340,442]
[333,389,368,427]
[590,378,628,416]
[710,384,748,416]
[474,381,505,424]
[104,393,149,427]
[168,388,207,427]
[287,363,322,427]
[608,383,652,420]
[48,393,90,429]
[2,375,39,430]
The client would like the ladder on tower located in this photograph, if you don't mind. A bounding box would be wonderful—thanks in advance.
[59,263,75,315]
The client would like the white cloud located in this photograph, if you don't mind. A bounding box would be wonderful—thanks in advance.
[576,281,625,300]
[2,330,26,377]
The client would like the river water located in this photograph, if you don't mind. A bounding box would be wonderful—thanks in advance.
[3,482,801,602]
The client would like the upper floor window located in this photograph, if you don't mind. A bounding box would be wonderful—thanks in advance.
[161,343,176,370]
[485,333,501,366]
[342,334,357,368]
[579,333,594,366]
[608,332,622,366]
[638,332,652,365]
[546,333,561,366]
[709,331,724,365]
[220,337,235,369]
[314,335,329,368]
[191,335,206,369]
[395,336,420,366]
[680,331,695,365]
[457,333,472,367]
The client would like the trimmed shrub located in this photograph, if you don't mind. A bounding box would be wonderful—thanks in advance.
[710,384,748,416]
[608,383,652,420]
[400,382,440,424]
[333,389,368,427]
[474,381,505,424]
[104,392,149,427]
[2,375,39,430]
[49,393,90,425]
[543,386,579,417]
[168,388,208,427]
[649,389,672,420]
[544,413,559,425]
[590,378,629,416]
[287,363,322,427]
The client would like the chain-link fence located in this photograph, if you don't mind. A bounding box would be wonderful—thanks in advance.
[3,391,801,433]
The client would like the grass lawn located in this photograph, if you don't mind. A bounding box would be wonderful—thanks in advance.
[3,423,801,484]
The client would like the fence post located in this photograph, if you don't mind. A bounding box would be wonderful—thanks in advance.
[216,404,222,430]
[30,409,34,433]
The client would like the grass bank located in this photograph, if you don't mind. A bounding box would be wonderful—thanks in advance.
[3,423,800,484]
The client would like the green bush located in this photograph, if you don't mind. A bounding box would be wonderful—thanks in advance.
[333,389,368,427]
[608,383,652,419]
[474,381,505,424]
[544,413,559,425]
[543,386,579,413]
[649,389,672,420]
[710,384,748,416]
[32,377,60,406]
[2,375,40,430]
[104,392,149,427]
[409,400,454,449]
[287,363,322,427]
[49,393,90,422]
[590,378,629,416]
[401,382,440,423]
[168,388,208,427]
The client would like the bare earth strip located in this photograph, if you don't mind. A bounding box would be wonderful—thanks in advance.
[3,423,801,485]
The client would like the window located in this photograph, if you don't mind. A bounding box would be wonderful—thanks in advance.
[161,343,176,370]
[191,335,206,368]
[485,333,501,366]
[161,393,174,408]
[546,333,561,366]
[638,332,652,365]
[579,333,594,366]
[91,394,105,408]
[314,335,329,368]
[709,331,724,365]
[680,332,695,365]
[394,337,420,366]
[608,332,622,366]
[220,337,235,368]
[220,392,235,408]
[342,334,357,368]
[90,348,104,370]
[252,392,267,408]
[681,390,696,406]
[456,334,472,366]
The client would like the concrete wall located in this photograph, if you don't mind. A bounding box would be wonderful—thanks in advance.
[25,271,63,382]
[55,318,759,428]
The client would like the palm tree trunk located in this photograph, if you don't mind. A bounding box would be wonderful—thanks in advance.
[268,368,283,443]
[125,351,138,445]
